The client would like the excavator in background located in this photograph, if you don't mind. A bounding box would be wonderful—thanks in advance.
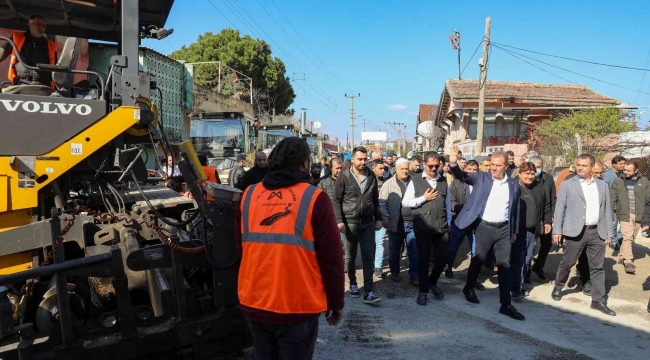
[0,1,250,359]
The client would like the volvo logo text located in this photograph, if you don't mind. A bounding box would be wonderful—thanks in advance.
[0,100,92,115]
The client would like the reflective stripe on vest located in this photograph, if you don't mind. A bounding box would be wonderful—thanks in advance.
[8,32,57,88]
[238,182,327,314]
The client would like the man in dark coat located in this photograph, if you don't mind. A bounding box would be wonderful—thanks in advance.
[239,151,268,191]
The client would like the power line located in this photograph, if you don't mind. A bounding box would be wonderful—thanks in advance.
[493,42,650,72]
[491,44,650,96]
[220,0,337,103]
[461,37,484,77]
[206,0,241,30]
[403,0,455,31]
[635,46,650,104]
[249,0,345,99]
[493,46,576,84]
[268,0,354,93]
[229,0,341,101]
[379,0,446,34]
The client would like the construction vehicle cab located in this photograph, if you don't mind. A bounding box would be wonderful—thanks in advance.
[0,1,250,359]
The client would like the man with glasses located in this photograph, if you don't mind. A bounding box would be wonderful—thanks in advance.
[402,152,449,306]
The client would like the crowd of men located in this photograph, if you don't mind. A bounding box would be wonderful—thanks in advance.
[163,137,650,359]
[304,144,650,357]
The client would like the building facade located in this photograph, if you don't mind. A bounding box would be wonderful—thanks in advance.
[431,79,621,158]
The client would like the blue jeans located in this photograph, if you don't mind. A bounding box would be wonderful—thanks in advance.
[611,213,623,246]
[388,221,418,280]
[524,231,536,267]
[510,231,535,291]
[448,224,475,267]
[375,227,387,269]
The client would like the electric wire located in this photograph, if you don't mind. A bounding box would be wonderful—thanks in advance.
[267,0,354,93]
[635,46,650,104]
[491,44,650,96]
[223,0,340,102]
[206,0,241,30]
[493,42,650,72]
[493,45,577,84]
[379,0,446,34]
[461,37,485,77]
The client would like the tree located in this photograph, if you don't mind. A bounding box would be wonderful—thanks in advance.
[530,107,635,167]
[170,29,296,114]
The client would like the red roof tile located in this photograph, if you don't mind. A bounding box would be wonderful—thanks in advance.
[419,104,438,122]
[445,79,620,105]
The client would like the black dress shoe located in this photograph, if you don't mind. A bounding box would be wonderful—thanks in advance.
[647,299,650,314]
[430,285,444,300]
[463,287,480,304]
[591,301,616,316]
[551,286,563,301]
[409,278,419,286]
[499,304,525,320]
[582,280,592,296]
[531,266,547,281]
[474,283,486,291]
[417,293,427,306]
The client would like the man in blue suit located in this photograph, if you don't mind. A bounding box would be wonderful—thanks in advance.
[448,146,525,321]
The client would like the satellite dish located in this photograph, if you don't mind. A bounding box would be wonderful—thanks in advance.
[417,121,436,138]
[313,121,322,130]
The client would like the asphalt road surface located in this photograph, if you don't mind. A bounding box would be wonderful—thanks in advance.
[313,234,650,360]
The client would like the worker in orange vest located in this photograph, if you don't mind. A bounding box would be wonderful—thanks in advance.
[0,15,57,88]
[237,137,344,359]
[194,154,221,201]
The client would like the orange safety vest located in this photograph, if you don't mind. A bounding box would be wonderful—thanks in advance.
[8,31,57,88]
[238,182,327,314]
[201,166,220,201]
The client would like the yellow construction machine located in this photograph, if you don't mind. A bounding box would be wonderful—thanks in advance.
[0,1,250,359]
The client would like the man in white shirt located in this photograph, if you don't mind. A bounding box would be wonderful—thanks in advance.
[448,146,524,321]
[402,152,449,306]
[552,154,615,316]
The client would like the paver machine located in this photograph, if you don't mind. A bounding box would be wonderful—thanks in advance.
[0,1,250,359]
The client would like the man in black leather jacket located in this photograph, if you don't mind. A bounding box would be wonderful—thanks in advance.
[228,154,247,190]
[333,147,383,305]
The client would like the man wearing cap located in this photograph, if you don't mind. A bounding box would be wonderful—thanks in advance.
[229,154,247,190]
[237,137,344,359]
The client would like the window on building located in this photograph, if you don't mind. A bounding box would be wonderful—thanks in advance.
[469,122,477,139]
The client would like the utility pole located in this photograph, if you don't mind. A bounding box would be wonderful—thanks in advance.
[345,93,360,148]
[362,118,366,144]
[476,17,491,154]
[455,30,461,79]
[300,108,307,136]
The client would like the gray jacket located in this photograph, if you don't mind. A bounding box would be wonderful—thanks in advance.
[379,175,405,233]
[553,175,613,240]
